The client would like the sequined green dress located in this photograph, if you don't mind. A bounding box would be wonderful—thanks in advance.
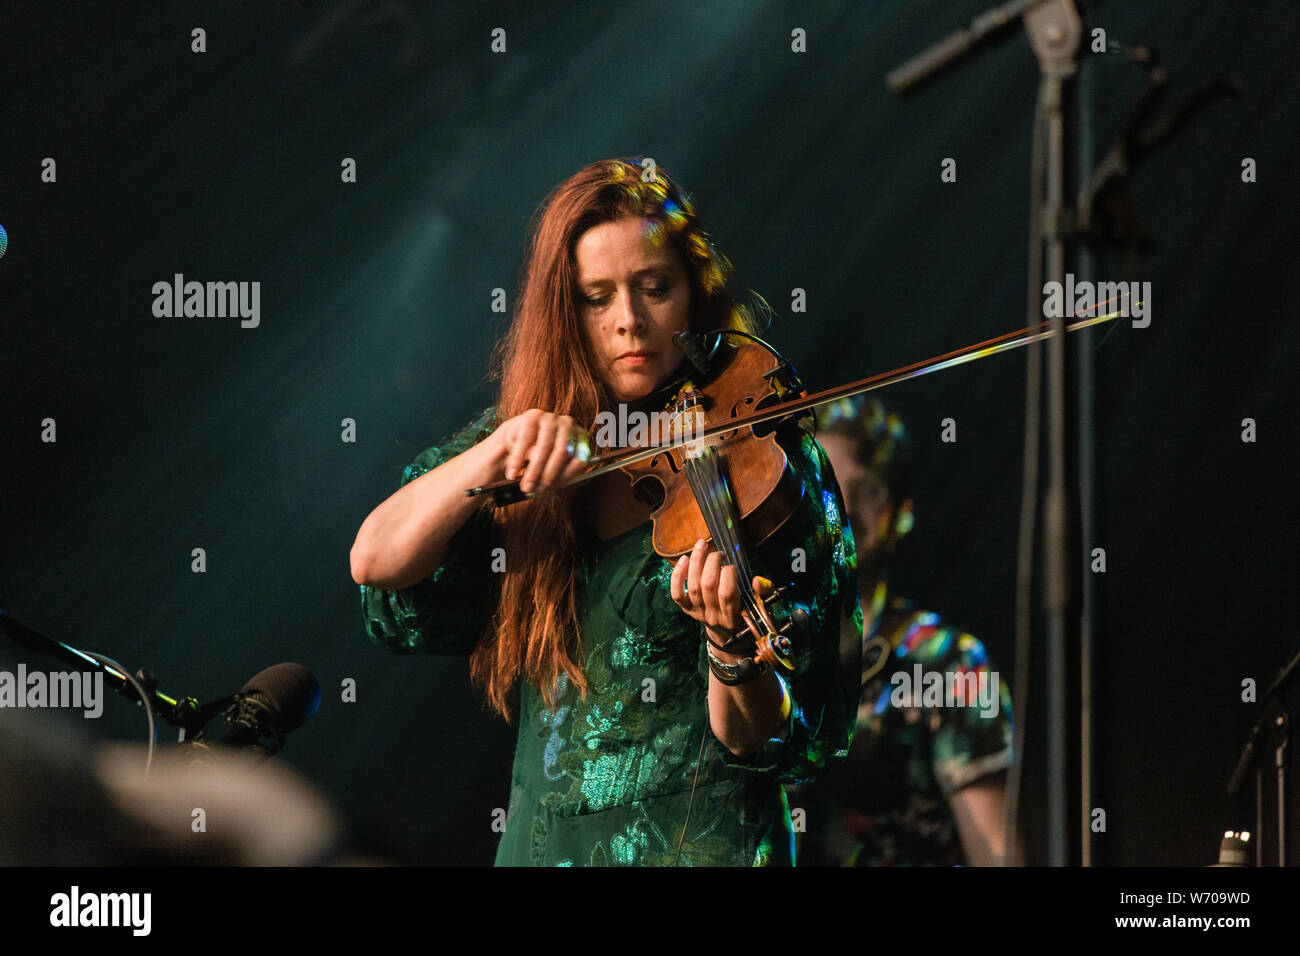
[360,406,861,866]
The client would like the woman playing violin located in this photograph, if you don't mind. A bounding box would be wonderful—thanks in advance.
[349,157,861,866]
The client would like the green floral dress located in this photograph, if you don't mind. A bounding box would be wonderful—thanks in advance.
[360,406,862,866]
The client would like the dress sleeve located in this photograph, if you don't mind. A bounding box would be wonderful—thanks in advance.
[716,420,863,785]
[918,628,1015,797]
[359,406,500,656]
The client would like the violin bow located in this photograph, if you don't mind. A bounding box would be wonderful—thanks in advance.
[467,302,1128,502]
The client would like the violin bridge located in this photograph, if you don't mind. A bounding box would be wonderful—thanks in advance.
[670,389,708,458]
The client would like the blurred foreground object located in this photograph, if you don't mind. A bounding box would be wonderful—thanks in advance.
[0,709,343,865]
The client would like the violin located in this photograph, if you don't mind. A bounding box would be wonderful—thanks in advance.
[468,328,814,674]
[467,309,1124,674]
[616,330,814,674]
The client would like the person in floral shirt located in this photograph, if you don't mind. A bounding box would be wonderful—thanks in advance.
[787,396,1016,866]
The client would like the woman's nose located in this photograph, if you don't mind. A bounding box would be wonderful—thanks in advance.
[613,290,645,333]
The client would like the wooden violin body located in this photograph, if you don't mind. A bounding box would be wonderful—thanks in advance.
[620,341,807,560]
[613,334,811,671]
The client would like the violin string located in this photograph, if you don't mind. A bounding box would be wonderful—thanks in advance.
[684,453,739,618]
[714,454,760,604]
[687,448,763,627]
[709,473,764,628]
[716,452,763,615]
[682,457,728,612]
[683,453,731,595]
[703,451,758,615]
[694,455,742,614]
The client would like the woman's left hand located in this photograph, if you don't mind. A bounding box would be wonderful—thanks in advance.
[670,538,764,646]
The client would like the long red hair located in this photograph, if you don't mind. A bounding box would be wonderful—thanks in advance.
[471,157,765,721]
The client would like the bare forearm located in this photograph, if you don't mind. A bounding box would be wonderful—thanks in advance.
[706,630,786,757]
[350,434,502,589]
[950,774,1015,866]
[352,409,592,589]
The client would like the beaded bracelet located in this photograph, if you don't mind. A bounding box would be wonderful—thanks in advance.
[702,627,758,655]
[704,641,767,685]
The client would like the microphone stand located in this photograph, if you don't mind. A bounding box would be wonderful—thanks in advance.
[0,607,221,741]
[1025,0,1084,872]
[1227,646,1300,866]
[887,1,1237,867]
[4,609,311,770]
[886,0,1084,867]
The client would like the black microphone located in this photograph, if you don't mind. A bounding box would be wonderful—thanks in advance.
[193,663,321,758]
[672,330,713,376]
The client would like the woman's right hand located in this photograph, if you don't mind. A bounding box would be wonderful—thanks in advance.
[352,409,591,588]
[490,409,592,494]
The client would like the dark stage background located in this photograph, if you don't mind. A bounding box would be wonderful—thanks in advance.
[2,0,1297,866]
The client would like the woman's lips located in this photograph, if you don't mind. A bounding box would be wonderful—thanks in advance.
[618,351,654,366]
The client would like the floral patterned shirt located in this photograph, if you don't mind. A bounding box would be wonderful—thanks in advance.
[787,589,1014,866]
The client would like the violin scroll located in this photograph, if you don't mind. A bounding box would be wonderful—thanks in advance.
[738,579,808,674]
